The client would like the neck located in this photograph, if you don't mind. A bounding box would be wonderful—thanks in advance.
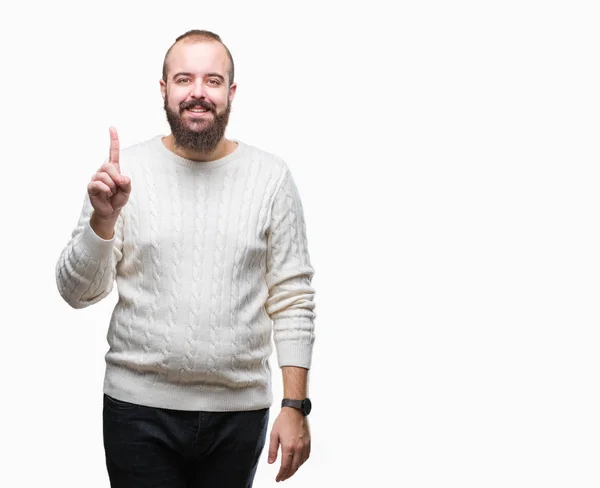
[162,135,237,162]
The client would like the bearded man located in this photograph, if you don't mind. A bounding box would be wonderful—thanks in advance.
[55,29,316,488]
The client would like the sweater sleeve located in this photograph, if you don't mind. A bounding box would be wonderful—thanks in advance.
[265,169,316,369]
[55,193,124,309]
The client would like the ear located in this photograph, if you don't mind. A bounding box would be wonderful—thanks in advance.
[160,79,167,100]
[228,82,237,104]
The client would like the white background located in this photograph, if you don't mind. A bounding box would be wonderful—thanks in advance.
[1,0,599,486]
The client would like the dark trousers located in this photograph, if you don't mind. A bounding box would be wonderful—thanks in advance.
[103,394,269,488]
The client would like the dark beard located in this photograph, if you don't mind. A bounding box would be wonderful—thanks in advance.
[164,95,231,153]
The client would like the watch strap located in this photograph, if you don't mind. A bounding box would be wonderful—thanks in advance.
[281,399,304,409]
[281,398,311,416]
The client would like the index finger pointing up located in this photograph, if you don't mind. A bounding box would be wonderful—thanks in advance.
[109,126,120,173]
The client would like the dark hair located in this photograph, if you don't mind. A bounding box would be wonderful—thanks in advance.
[162,30,235,86]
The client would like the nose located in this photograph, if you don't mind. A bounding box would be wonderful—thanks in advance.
[190,79,206,99]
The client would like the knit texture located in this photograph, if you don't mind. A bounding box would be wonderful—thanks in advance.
[55,136,316,411]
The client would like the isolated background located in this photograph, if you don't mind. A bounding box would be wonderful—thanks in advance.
[1,0,599,486]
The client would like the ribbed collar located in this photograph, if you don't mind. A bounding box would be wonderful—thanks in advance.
[152,135,245,169]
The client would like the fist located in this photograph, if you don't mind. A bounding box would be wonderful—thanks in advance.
[87,127,131,220]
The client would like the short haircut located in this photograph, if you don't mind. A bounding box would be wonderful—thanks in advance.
[162,30,235,86]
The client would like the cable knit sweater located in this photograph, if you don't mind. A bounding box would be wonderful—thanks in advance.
[55,136,316,411]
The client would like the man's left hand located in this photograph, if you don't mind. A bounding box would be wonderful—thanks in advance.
[267,407,311,482]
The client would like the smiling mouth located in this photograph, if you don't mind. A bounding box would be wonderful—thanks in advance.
[184,107,213,120]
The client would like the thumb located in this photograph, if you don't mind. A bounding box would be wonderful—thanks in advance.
[268,431,279,464]
[119,175,131,190]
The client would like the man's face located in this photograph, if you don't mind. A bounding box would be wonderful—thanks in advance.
[161,40,236,153]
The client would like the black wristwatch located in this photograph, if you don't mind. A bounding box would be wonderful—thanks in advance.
[281,398,312,416]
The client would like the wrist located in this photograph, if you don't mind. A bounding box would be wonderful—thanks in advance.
[281,397,312,416]
[90,212,118,240]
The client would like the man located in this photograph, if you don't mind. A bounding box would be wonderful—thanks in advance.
[55,29,316,487]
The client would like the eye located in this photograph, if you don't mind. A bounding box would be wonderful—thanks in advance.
[177,78,191,84]
[207,79,221,86]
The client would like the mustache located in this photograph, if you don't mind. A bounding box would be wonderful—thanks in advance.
[180,99,216,113]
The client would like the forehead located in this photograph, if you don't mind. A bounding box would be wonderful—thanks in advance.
[166,40,229,78]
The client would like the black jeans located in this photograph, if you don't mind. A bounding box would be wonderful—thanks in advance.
[103,394,269,488]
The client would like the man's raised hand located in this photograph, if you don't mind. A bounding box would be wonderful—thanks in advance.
[87,127,132,220]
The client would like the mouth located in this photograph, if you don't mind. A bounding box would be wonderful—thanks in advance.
[183,104,213,117]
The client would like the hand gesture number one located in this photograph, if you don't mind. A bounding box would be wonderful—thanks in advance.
[88,127,132,236]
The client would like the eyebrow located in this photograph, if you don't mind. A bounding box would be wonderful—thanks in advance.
[172,72,225,82]
[205,73,225,82]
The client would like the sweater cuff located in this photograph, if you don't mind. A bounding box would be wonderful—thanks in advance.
[275,342,313,369]
[78,219,117,259]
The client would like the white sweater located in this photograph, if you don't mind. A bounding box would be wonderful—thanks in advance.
[55,136,316,411]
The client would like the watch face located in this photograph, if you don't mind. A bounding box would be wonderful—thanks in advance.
[303,398,312,415]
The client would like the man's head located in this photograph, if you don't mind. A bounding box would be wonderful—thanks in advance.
[160,30,237,153]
